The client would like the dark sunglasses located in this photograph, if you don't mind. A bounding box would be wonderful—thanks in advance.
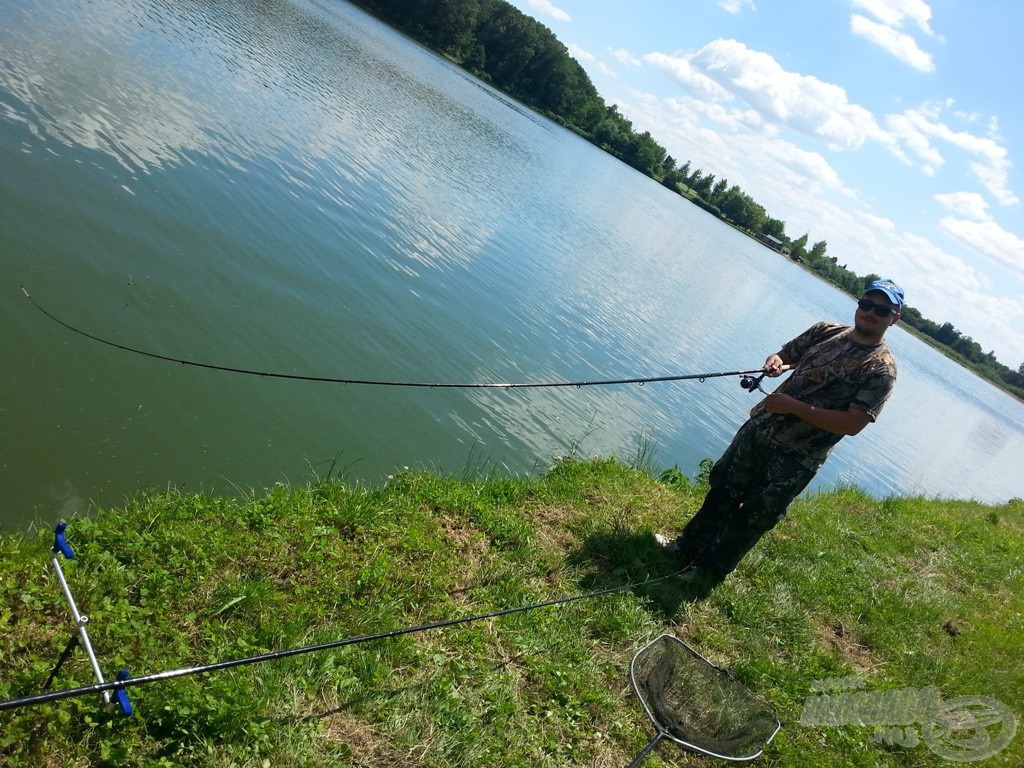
[857,298,898,317]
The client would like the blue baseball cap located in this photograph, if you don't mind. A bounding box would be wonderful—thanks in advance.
[865,278,904,307]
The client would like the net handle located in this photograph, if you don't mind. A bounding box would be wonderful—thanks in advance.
[626,731,665,768]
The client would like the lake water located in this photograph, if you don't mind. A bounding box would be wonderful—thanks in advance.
[2,0,1023,532]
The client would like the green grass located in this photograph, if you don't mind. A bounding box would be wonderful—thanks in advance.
[1,458,1021,767]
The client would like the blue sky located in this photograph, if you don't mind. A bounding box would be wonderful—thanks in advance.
[505,0,1024,367]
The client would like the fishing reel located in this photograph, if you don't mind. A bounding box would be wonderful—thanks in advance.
[740,363,791,393]
[739,372,768,394]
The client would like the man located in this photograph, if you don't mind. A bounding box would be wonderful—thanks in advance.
[658,278,904,584]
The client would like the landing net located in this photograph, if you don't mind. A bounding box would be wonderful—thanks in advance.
[630,634,780,762]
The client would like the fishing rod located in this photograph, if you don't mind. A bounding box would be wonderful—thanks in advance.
[0,524,684,714]
[21,287,781,391]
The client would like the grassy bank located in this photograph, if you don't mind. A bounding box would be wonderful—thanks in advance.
[1,458,1020,767]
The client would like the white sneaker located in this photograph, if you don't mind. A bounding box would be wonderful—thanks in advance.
[654,533,681,553]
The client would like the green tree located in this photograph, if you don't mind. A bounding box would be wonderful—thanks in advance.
[717,187,747,222]
[761,217,786,240]
[661,169,686,193]
[475,3,543,92]
[789,233,809,261]
[718,187,765,232]
[933,322,959,346]
[693,172,715,196]
[593,118,620,148]
[710,177,729,202]
[621,131,667,175]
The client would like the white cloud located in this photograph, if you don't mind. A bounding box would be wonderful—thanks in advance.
[617,88,857,223]
[938,217,1024,279]
[686,97,769,134]
[643,51,734,101]
[769,141,853,198]
[619,89,728,156]
[887,105,1019,205]
[970,155,1019,207]
[646,40,884,151]
[524,0,570,23]
[851,0,935,35]
[863,212,897,232]
[718,0,756,14]
[935,192,991,222]
[567,44,617,78]
[850,14,934,72]
[609,48,642,68]
[886,111,945,173]
[849,0,939,71]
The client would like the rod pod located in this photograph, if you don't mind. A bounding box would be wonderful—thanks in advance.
[48,523,133,715]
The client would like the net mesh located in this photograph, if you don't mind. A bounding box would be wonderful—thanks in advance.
[631,634,780,760]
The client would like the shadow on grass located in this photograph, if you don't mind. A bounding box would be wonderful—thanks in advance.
[568,531,721,616]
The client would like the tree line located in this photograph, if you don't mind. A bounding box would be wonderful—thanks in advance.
[348,0,1024,398]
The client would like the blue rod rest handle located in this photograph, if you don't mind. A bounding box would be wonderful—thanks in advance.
[52,522,75,559]
[114,669,133,716]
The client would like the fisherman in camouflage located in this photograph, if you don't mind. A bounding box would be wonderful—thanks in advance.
[659,278,904,584]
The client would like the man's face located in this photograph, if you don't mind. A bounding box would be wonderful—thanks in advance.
[854,290,900,339]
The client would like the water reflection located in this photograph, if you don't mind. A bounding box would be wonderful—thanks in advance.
[964,418,1012,458]
[0,0,213,175]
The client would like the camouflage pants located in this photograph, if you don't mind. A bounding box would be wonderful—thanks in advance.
[677,419,820,577]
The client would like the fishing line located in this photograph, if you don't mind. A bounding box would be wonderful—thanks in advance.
[22,287,770,389]
[0,565,684,712]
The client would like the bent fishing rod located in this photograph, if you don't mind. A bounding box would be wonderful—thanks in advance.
[21,287,783,391]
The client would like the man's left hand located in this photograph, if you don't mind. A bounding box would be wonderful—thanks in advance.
[762,392,799,414]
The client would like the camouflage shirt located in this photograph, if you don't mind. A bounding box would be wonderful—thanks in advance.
[746,322,897,465]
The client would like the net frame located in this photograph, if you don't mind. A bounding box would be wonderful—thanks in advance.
[629,634,781,764]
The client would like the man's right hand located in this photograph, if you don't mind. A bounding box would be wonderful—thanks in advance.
[763,353,787,376]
